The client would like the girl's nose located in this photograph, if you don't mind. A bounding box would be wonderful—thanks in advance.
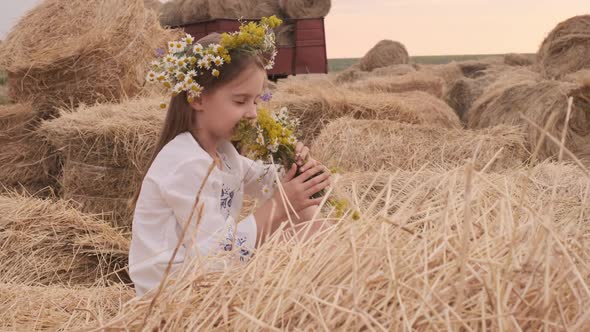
[244,105,257,119]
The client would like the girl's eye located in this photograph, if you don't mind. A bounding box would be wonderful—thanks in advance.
[234,101,246,105]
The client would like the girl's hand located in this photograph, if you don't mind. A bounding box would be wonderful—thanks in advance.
[277,162,332,214]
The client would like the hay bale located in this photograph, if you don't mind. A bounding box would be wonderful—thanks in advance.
[504,53,534,66]
[564,69,590,86]
[444,66,539,120]
[466,75,590,161]
[38,96,164,227]
[538,15,590,78]
[0,283,132,331]
[344,71,445,98]
[416,62,464,87]
[144,0,162,11]
[39,97,164,168]
[209,0,282,20]
[0,192,130,286]
[0,104,57,192]
[272,88,462,144]
[159,0,189,27]
[333,64,416,84]
[312,118,529,172]
[371,63,417,77]
[0,0,177,116]
[275,73,336,96]
[92,163,590,330]
[280,0,331,18]
[360,40,409,72]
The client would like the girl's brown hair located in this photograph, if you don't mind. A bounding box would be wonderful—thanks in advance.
[132,33,266,206]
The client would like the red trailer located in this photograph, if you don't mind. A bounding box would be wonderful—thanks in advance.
[176,18,328,80]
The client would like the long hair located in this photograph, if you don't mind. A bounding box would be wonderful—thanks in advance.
[132,33,266,206]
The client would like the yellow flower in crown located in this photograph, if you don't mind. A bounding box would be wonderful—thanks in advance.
[147,16,283,108]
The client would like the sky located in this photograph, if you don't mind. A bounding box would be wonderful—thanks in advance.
[1,0,588,58]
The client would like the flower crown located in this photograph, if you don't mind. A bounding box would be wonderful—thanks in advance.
[146,16,283,108]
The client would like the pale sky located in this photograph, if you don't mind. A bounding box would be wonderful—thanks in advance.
[1,1,588,58]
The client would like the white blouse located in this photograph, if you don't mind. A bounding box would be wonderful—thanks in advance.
[129,132,277,297]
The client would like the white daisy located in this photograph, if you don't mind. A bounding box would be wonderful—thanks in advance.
[190,82,203,95]
[213,56,224,66]
[172,82,184,95]
[262,184,270,195]
[176,56,188,68]
[193,43,204,55]
[175,71,186,81]
[145,70,157,83]
[183,34,195,45]
[288,135,297,145]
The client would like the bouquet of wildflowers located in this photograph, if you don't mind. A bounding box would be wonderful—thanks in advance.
[232,92,326,199]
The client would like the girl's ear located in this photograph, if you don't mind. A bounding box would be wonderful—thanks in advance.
[189,96,204,112]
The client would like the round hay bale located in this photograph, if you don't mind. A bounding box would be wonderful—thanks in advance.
[179,0,211,24]
[0,283,132,331]
[280,0,331,18]
[564,69,590,86]
[360,40,409,72]
[537,15,590,78]
[416,63,464,87]
[0,192,130,286]
[159,0,189,27]
[504,53,534,66]
[444,66,538,120]
[275,74,336,97]
[312,118,529,172]
[271,88,462,144]
[344,71,445,99]
[466,76,590,161]
[92,162,590,330]
[0,104,57,191]
[0,0,178,116]
[209,0,281,20]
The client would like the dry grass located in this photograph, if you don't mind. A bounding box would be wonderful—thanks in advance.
[0,283,133,331]
[312,118,529,172]
[0,0,177,116]
[87,162,590,331]
[0,192,130,286]
[272,88,462,144]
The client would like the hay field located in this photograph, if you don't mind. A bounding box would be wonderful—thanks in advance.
[0,2,589,331]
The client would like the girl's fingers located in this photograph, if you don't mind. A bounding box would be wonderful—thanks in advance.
[296,164,326,183]
[282,163,297,182]
[296,146,310,166]
[303,168,331,190]
[305,176,332,197]
[299,157,316,171]
[295,141,303,156]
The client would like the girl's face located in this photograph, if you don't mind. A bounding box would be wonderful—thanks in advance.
[191,62,266,141]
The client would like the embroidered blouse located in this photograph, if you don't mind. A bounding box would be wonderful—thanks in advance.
[129,132,277,296]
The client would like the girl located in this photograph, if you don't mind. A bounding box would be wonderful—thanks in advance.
[129,31,332,297]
